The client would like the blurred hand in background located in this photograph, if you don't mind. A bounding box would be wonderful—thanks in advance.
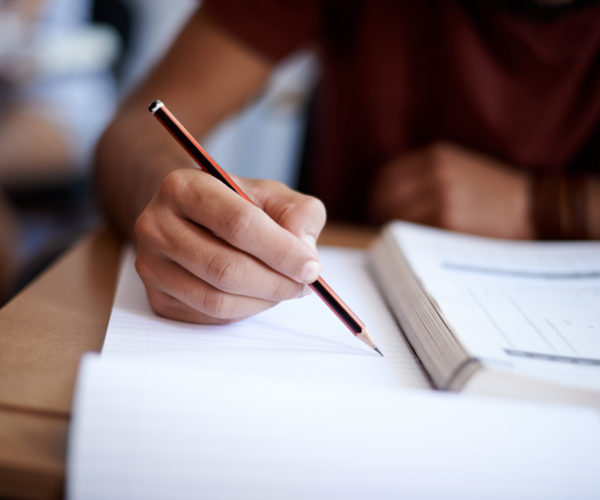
[368,142,533,240]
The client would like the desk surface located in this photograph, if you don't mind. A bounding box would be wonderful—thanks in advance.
[0,224,377,499]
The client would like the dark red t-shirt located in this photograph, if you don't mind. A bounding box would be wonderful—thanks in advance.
[204,0,600,222]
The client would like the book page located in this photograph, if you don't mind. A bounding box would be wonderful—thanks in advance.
[391,223,600,390]
[68,353,600,500]
[101,246,428,391]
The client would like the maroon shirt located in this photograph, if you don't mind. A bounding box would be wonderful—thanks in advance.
[204,0,600,222]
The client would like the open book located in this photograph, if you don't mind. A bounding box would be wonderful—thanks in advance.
[370,222,600,407]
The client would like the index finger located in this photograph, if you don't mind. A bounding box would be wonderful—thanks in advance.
[167,170,321,284]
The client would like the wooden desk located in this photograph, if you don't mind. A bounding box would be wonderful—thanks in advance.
[0,224,377,499]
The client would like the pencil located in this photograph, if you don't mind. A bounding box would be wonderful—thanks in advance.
[148,100,382,356]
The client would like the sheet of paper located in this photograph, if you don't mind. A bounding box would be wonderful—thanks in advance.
[391,223,600,389]
[68,353,600,500]
[101,246,429,391]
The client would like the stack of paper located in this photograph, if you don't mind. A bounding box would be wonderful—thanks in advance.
[67,246,600,499]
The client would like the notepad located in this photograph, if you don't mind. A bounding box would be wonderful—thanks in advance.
[68,354,600,500]
[101,246,429,391]
[68,242,600,499]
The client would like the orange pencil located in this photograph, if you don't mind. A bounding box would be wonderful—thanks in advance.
[149,100,382,356]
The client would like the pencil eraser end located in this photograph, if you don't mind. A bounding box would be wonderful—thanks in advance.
[149,100,164,114]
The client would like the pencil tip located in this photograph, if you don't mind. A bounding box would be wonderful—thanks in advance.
[356,329,383,356]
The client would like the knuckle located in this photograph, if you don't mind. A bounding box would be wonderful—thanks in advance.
[205,252,243,291]
[270,278,300,302]
[134,211,154,241]
[224,207,256,245]
[160,169,190,200]
[200,289,232,319]
[279,194,327,237]
[134,211,168,251]
[146,290,176,318]
[302,195,327,224]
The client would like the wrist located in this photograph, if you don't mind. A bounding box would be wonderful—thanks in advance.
[585,178,600,239]
[529,171,589,240]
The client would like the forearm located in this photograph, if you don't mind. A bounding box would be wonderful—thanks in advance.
[94,111,189,238]
[94,8,271,239]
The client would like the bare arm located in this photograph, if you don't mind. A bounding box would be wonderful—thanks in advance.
[368,142,600,240]
[95,9,273,236]
[95,9,326,324]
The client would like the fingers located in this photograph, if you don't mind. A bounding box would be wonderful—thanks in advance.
[242,177,327,251]
[136,207,309,301]
[137,255,279,324]
[370,169,424,219]
[134,168,325,325]
[368,142,533,238]
[380,188,442,226]
[369,153,443,224]
[165,170,322,283]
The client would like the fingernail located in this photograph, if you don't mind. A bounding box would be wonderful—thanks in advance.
[300,260,320,283]
[301,234,318,253]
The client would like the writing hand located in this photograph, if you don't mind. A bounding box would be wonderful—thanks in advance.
[134,169,326,323]
[368,142,533,239]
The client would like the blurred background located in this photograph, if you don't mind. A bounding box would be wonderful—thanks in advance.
[0,0,317,305]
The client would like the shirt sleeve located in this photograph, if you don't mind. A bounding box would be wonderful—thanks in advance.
[202,0,323,62]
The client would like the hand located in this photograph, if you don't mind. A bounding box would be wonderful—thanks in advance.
[134,169,326,324]
[368,142,533,239]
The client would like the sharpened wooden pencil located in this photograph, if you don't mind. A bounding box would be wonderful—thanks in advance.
[149,100,382,356]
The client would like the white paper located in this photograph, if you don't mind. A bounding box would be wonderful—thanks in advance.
[68,354,600,500]
[68,242,600,499]
[101,246,429,391]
